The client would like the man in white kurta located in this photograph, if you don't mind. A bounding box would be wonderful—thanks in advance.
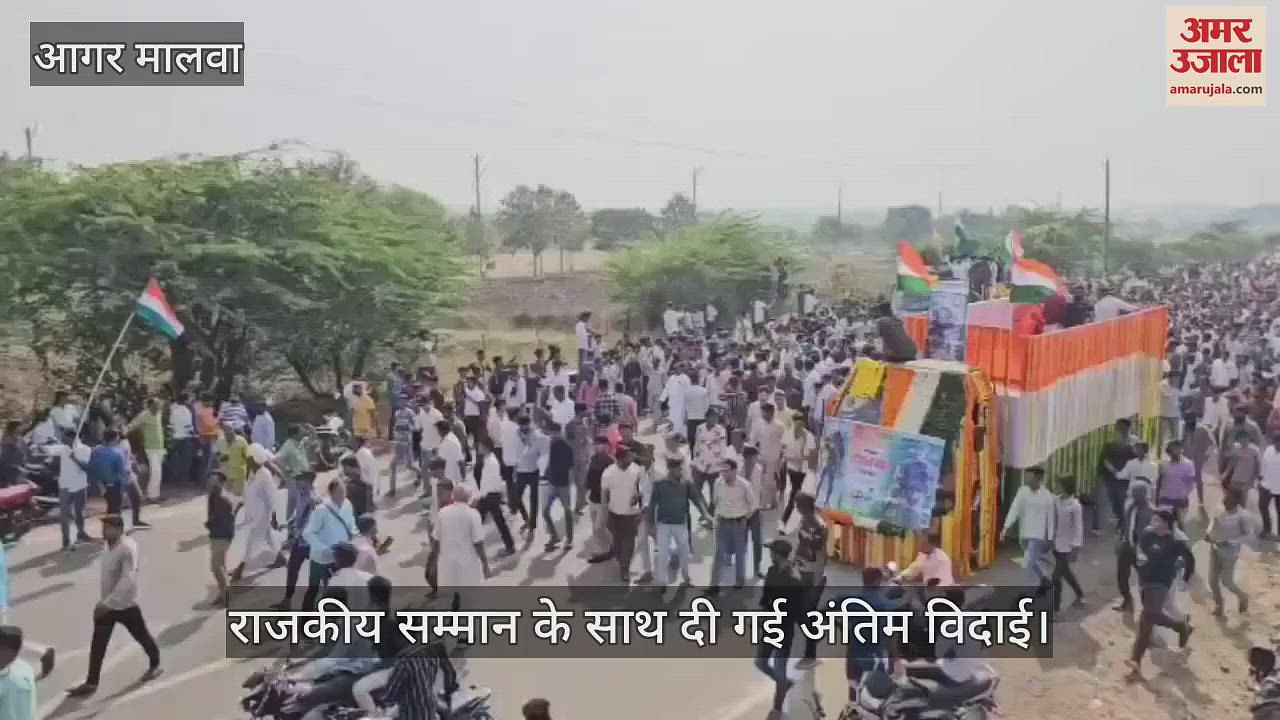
[662,369,691,431]
[237,444,283,575]
[432,486,489,612]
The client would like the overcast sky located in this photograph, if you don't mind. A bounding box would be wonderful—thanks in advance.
[3,1,1277,212]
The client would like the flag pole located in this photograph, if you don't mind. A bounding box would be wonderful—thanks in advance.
[76,311,137,436]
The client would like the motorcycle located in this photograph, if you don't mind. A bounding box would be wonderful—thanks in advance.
[20,443,60,499]
[850,665,999,720]
[241,658,495,720]
[0,481,56,543]
[300,414,351,471]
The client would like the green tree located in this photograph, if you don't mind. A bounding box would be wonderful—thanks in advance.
[590,207,657,250]
[607,217,787,328]
[495,184,586,276]
[881,205,933,244]
[811,215,863,243]
[660,192,697,231]
[0,155,466,401]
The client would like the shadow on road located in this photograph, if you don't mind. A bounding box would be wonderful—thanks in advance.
[11,581,73,607]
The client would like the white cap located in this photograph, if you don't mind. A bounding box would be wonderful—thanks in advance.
[249,443,274,465]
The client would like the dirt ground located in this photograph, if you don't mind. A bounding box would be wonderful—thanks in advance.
[753,465,1270,720]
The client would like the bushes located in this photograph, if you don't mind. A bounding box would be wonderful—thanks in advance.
[606,217,788,329]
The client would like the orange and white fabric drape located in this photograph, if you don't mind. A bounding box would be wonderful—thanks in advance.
[904,305,1168,469]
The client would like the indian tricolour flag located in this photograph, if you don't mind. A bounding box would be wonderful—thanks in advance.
[136,278,185,340]
[897,242,936,296]
[1005,228,1024,260]
[1010,258,1062,304]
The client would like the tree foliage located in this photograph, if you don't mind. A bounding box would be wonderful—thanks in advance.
[0,155,466,403]
[495,184,587,275]
[606,217,788,328]
[811,215,864,244]
[590,207,657,250]
[660,193,697,231]
[940,206,1270,278]
[881,205,933,243]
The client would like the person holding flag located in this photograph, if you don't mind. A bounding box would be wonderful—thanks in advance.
[1010,257,1066,336]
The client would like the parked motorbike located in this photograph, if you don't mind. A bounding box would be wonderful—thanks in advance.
[241,658,495,720]
[20,443,60,499]
[300,414,351,471]
[0,481,55,543]
[852,665,999,720]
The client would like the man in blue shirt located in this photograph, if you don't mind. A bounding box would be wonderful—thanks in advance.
[87,432,126,517]
[300,479,356,610]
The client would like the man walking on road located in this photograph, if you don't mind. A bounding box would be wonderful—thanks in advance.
[475,436,516,556]
[66,516,162,697]
[1127,509,1194,678]
[601,445,645,583]
[300,479,357,611]
[1001,467,1056,589]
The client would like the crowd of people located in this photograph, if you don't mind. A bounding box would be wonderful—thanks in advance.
[8,254,1280,717]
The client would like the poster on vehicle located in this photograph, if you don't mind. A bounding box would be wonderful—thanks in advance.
[816,420,945,530]
[927,280,969,362]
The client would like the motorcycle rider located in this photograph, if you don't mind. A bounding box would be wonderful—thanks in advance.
[350,575,406,714]
[281,585,380,720]
[898,531,955,587]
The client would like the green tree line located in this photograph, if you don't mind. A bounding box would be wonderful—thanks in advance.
[0,154,467,404]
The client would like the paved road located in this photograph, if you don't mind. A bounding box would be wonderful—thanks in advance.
[12,460,793,720]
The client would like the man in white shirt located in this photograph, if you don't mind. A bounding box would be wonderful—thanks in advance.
[1260,435,1280,538]
[328,542,374,610]
[1001,467,1057,589]
[352,515,382,576]
[435,421,466,488]
[49,430,93,550]
[813,375,840,433]
[353,437,380,497]
[661,368,691,431]
[752,299,768,325]
[460,376,488,455]
[49,391,80,436]
[710,457,758,591]
[499,407,522,490]
[168,392,196,485]
[1094,294,1138,321]
[549,386,576,428]
[601,446,646,583]
[683,382,709,444]
[231,445,286,582]
[1209,353,1232,391]
[545,360,573,393]
[575,311,595,376]
[899,531,955,586]
[748,404,786,510]
[431,486,490,612]
[66,515,162,697]
[416,403,445,463]
[780,419,815,524]
[662,303,681,336]
[745,387,771,440]
[475,436,515,555]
